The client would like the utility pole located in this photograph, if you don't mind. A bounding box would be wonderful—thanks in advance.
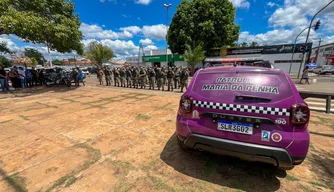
[314,38,323,64]
[164,4,172,68]
[297,0,334,79]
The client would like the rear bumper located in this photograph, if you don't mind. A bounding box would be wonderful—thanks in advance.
[181,133,304,167]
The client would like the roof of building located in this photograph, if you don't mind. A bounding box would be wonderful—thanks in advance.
[312,42,334,50]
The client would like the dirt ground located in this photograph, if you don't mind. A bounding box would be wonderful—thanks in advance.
[0,77,333,192]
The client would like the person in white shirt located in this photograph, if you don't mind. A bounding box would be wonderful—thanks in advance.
[18,67,26,88]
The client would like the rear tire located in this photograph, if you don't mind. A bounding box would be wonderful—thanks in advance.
[278,166,295,171]
[177,136,189,150]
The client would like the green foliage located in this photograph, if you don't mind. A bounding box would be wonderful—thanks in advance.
[0,55,11,68]
[0,42,10,53]
[68,58,77,62]
[240,42,248,47]
[183,44,205,72]
[0,0,84,54]
[249,41,259,47]
[84,41,116,67]
[168,0,240,55]
[24,48,45,65]
[30,57,38,66]
[52,59,64,66]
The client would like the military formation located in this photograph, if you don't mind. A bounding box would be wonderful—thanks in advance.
[97,66,190,92]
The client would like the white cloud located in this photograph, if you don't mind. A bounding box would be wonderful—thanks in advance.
[269,7,308,27]
[100,39,139,56]
[135,0,152,5]
[0,35,20,52]
[323,35,334,45]
[139,38,154,45]
[80,23,133,39]
[120,26,141,34]
[142,24,167,40]
[267,2,278,7]
[229,0,250,9]
[144,45,158,51]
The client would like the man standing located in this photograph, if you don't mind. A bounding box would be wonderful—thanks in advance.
[72,68,79,86]
[132,67,139,88]
[148,67,155,90]
[174,67,181,89]
[18,67,26,88]
[167,67,174,91]
[31,67,38,87]
[119,68,126,87]
[25,67,32,88]
[97,68,104,85]
[180,67,189,93]
[139,67,146,89]
[0,66,10,91]
[125,67,132,88]
[113,68,120,87]
[39,69,44,86]
[162,67,167,86]
[104,67,112,86]
[156,68,164,91]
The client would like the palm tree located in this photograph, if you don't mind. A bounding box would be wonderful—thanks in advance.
[240,42,248,47]
[183,44,205,75]
[249,41,259,47]
[84,41,116,67]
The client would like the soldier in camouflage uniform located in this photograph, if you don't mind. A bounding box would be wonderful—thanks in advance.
[125,67,132,88]
[119,68,126,87]
[113,68,120,87]
[167,67,174,91]
[180,67,190,92]
[104,67,112,86]
[162,67,167,86]
[97,68,104,85]
[156,68,164,91]
[132,67,139,88]
[174,67,181,89]
[145,67,149,86]
[139,67,146,89]
[148,67,156,90]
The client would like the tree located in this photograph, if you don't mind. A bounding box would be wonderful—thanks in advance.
[0,55,11,67]
[30,57,38,66]
[12,57,32,66]
[249,41,259,47]
[52,59,64,66]
[68,58,77,62]
[0,42,10,53]
[0,0,84,55]
[84,41,116,67]
[24,48,45,65]
[168,0,240,55]
[183,44,205,74]
[240,42,248,48]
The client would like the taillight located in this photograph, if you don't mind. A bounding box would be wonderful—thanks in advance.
[179,96,193,114]
[290,103,310,125]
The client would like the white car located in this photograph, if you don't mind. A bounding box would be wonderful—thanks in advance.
[312,66,334,74]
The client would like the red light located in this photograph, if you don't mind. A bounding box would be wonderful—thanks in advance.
[179,96,193,114]
[271,133,282,142]
[290,103,310,126]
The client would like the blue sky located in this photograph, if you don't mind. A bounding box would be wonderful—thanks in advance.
[1,0,334,61]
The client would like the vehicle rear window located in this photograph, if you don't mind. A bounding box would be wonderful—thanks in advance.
[192,71,293,102]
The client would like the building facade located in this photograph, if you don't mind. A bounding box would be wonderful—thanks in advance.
[309,42,334,66]
[206,43,313,73]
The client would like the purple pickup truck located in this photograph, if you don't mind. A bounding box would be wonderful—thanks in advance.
[176,66,310,170]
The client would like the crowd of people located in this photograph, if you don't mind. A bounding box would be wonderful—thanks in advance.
[97,66,190,92]
[0,65,46,92]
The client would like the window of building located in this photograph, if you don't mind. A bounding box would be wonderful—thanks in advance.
[320,48,324,52]
[274,60,301,63]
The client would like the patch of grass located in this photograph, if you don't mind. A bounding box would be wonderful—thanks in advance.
[141,158,160,172]
[65,176,78,187]
[3,174,28,192]
[19,115,29,121]
[0,119,13,124]
[46,143,101,191]
[111,160,135,175]
[114,180,133,192]
[315,116,328,124]
[135,114,151,121]
[300,185,314,192]
[330,124,334,131]
[149,175,175,192]
[309,181,328,189]
[235,190,246,192]
[286,174,299,181]
[61,98,78,103]
[167,119,172,122]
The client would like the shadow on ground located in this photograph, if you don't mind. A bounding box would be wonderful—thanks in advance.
[0,85,79,99]
[160,133,285,192]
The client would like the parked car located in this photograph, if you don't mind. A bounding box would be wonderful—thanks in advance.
[311,65,334,74]
[176,65,310,170]
[82,68,90,76]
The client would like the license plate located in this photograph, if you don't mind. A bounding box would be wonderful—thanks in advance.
[217,120,253,135]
